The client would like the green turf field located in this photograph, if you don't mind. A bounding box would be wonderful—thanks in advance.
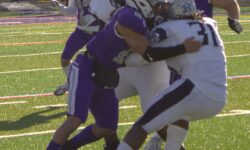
[0,15,249,150]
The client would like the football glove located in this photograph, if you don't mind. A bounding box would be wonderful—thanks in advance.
[227,18,243,34]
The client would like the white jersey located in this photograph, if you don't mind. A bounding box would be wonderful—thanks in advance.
[61,0,115,32]
[90,0,116,24]
[149,17,227,102]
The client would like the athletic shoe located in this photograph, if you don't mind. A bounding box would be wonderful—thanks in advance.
[54,83,68,96]
[144,136,163,150]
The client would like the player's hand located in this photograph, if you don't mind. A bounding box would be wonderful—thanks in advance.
[183,37,202,53]
[227,18,243,34]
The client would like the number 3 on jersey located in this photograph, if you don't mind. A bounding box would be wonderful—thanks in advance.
[188,22,218,46]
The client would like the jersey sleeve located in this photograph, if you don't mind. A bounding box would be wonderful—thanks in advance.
[117,9,148,35]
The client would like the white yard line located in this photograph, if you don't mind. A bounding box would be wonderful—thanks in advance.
[0,68,60,75]
[227,54,250,58]
[0,75,249,100]
[0,122,135,139]
[0,93,54,100]
[0,51,61,58]
[224,41,250,44]
[217,110,250,117]
[227,75,250,79]
[0,110,249,139]
[33,104,137,109]
[0,101,27,105]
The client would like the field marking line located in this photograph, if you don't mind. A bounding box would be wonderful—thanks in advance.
[0,49,248,58]
[0,75,249,100]
[0,122,135,139]
[224,41,250,44]
[0,52,62,58]
[0,93,54,100]
[227,54,250,58]
[0,39,249,47]
[0,31,72,36]
[0,101,27,105]
[0,68,60,75]
[0,25,75,32]
[0,40,64,46]
[227,75,250,79]
[0,110,249,139]
[33,104,137,109]
[0,53,248,74]
[217,110,250,117]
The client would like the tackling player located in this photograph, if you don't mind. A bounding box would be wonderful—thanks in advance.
[117,0,227,149]
[50,1,173,149]
[144,0,243,149]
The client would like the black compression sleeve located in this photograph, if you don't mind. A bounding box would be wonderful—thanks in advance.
[143,44,186,62]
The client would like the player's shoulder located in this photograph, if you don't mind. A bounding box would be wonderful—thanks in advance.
[153,19,187,32]
[203,17,217,23]
[117,6,144,21]
[115,6,147,32]
[202,17,218,28]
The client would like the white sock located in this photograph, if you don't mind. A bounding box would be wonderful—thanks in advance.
[117,141,133,150]
[164,125,187,150]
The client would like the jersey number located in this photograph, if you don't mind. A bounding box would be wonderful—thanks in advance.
[188,22,218,46]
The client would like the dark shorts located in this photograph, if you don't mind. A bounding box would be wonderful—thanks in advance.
[67,54,119,130]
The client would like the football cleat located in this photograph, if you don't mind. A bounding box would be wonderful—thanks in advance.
[144,136,186,150]
[54,83,68,96]
[144,136,163,150]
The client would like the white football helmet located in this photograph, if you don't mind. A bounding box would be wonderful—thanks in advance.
[166,0,197,19]
[125,0,164,19]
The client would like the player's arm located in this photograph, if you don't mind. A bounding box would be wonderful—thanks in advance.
[210,0,243,33]
[211,0,240,19]
[116,24,202,62]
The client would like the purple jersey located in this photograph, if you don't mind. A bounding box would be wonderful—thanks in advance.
[195,0,213,17]
[87,6,148,68]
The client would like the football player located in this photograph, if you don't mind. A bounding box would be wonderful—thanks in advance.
[51,0,173,149]
[46,0,202,149]
[144,0,243,149]
[117,0,227,149]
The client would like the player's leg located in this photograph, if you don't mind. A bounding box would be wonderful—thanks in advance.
[119,79,226,150]
[102,67,138,149]
[110,62,170,149]
[145,67,186,150]
[47,54,95,150]
[63,84,119,149]
[54,28,93,96]
[133,61,169,150]
[164,120,188,150]
[118,79,195,150]
[134,61,170,112]
[91,87,120,149]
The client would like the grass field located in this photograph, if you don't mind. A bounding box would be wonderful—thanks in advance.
[0,14,250,150]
